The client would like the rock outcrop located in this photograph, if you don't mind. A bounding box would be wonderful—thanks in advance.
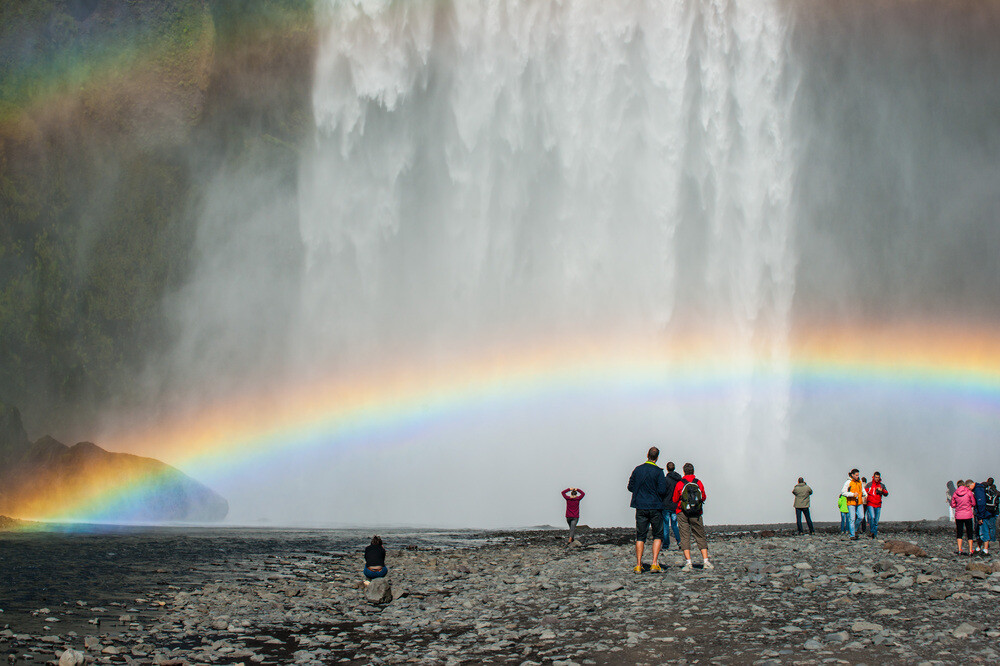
[0,404,227,522]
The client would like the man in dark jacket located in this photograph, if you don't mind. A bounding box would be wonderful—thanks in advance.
[973,480,988,555]
[627,446,667,573]
[662,461,684,549]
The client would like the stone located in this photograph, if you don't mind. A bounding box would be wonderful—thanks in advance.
[59,649,85,666]
[882,540,927,557]
[851,621,883,633]
[803,639,824,650]
[889,576,914,589]
[365,578,393,604]
[953,622,980,638]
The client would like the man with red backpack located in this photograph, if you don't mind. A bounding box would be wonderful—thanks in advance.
[671,462,712,571]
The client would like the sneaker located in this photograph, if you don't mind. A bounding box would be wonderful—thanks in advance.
[681,561,693,572]
[650,563,663,573]
[634,565,643,573]
[703,560,714,570]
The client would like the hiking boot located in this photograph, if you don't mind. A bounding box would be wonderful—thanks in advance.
[633,565,643,573]
[650,563,663,573]
[703,560,714,570]
[681,561,693,572]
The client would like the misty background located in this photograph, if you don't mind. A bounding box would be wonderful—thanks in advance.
[2,0,1000,527]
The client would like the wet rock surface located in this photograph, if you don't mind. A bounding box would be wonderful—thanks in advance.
[3,522,1000,664]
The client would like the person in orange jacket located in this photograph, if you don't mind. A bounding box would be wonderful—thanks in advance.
[840,468,864,540]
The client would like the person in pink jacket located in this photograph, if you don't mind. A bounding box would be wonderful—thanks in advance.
[951,480,977,556]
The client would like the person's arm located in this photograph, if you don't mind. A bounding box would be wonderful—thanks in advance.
[807,486,813,496]
[880,484,888,496]
[627,469,636,493]
[841,480,854,497]
[562,489,572,500]
[672,479,683,505]
[576,489,585,500]
[698,479,707,503]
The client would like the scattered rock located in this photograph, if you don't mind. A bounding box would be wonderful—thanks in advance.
[953,622,980,638]
[882,540,927,557]
[364,578,393,604]
[58,649,85,666]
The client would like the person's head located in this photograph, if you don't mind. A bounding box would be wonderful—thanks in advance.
[798,477,804,484]
[647,446,659,461]
[862,477,867,484]
[872,472,881,482]
[849,468,859,479]
[683,462,694,476]
[371,535,383,547]
[958,480,966,488]
[967,479,975,488]
[990,477,996,487]
[666,461,675,472]
[947,480,956,491]
[570,489,579,497]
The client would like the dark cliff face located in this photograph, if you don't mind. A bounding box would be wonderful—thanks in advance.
[0,0,316,432]
[0,404,228,522]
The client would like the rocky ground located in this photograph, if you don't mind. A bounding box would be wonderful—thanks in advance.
[3,521,1000,665]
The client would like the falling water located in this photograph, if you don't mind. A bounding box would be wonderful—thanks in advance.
[300,0,798,455]
[156,0,1000,525]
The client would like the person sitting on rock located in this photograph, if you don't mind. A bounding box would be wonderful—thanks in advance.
[562,487,586,543]
[363,535,388,584]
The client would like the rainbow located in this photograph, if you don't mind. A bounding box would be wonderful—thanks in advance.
[14,321,1000,525]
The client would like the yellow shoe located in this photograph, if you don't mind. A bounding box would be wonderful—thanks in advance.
[650,563,663,573]
[633,565,643,573]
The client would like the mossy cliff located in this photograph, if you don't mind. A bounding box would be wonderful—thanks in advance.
[0,0,316,431]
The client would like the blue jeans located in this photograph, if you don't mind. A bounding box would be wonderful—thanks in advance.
[795,508,814,534]
[364,566,389,579]
[981,515,997,543]
[866,506,881,537]
[840,511,849,533]
[848,505,864,537]
[662,510,680,546]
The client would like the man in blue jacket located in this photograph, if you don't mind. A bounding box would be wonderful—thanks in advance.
[973,479,994,556]
[627,446,667,573]
[662,461,684,549]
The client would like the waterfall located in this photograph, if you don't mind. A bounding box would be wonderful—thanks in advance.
[300,0,799,452]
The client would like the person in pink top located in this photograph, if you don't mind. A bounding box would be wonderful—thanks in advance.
[951,480,977,556]
[562,487,585,543]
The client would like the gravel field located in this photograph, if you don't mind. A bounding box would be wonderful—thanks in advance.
[3,521,999,665]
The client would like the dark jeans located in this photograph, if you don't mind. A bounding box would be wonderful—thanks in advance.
[567,516,579,540]
[795,508,814,534]
[363,566,389,579]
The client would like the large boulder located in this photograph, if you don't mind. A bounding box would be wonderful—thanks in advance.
[364,578,393,604]
[882,540,927,557]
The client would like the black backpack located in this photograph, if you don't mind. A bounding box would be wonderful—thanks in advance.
[679,479,704,517]
[985,484,999,515]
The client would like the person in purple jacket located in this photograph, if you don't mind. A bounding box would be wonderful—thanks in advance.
[562,487,586,543]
